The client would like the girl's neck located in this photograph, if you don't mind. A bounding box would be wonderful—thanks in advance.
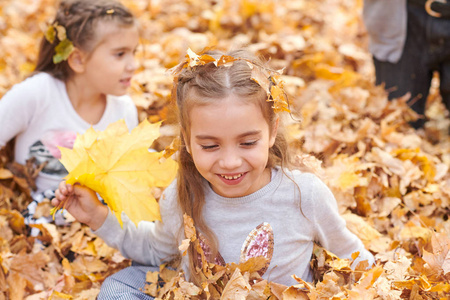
[65,77,107,125]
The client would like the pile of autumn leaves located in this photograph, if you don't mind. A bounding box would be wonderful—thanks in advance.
[1,0,449,299]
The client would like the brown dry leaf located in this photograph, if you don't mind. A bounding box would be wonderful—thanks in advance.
[422,232,450,280]
[341,212,390,253]
[220,268,251,300]
[346,266,383,300]
[10,250,49,290]
[7,271,27,300]
[282,285,309,300]
[0,169,13,179]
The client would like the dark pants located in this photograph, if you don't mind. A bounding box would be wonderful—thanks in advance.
[374,4,450,129]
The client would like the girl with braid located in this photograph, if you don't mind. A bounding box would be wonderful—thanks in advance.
[0,0,139,226]
[54,49,374,299]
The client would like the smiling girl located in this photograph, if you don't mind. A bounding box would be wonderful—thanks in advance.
[0,0,139,225]
[53,49,374,299]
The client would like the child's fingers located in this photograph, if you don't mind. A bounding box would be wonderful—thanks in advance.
[66,183,73,193]
[51,198,60,207]
[57,181,72,196]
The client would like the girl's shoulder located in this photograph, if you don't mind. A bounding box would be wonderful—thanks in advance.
[16,72,60,88]
[279,167,333,203]
[281,168,326,189]
[1,72,63,105]
[6,72,61,96]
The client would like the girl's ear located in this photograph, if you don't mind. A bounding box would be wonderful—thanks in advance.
[269,117,279,147]
[67,48,86,73]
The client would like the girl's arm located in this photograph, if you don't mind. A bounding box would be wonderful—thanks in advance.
[54,180,180,266]
[93,208,180,266]
[306,174,375,267]
[0,78,38,147]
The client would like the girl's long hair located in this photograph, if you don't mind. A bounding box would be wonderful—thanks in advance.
[174,49,293,285]
[34,0,135,80]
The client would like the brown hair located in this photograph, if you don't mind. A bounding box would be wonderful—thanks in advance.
[174,49,293,284]
[34,0,135,80]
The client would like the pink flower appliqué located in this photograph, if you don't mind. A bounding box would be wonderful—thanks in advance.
[197,222,274,276]
[41,130,77,159]
[240,222,274,275]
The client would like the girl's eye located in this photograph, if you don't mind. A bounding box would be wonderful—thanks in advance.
[201,145,218,150]
[241,141,257,147]
[115,51,125,57]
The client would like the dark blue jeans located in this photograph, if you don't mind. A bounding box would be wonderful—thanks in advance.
[374,4,450,129]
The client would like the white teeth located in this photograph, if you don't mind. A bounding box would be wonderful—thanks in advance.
[221,173,243,180]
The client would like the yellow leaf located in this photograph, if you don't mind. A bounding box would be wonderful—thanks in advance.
[44,24,56,44]
[58,119,178,226]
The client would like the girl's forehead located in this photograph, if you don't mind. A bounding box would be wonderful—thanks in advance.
[90,21,137,47]
[188,98,269,135]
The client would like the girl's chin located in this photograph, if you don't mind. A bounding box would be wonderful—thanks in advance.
[212,184,251,198]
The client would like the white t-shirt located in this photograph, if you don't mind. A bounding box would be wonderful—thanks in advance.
[0,72,139,193]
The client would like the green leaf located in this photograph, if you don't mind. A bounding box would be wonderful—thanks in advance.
[53,39,74,64]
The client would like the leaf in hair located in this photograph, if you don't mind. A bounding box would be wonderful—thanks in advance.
[171,48,291,113]
[186,48,215,68]
[44,23,66,44]
[53,38,74,64]
[55,25,67,41]
[269,77,290,113]
[214,55,237,67]
[44,25,56,44]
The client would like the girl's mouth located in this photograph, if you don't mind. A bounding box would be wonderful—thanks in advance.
[120,78,131,86]
[220,173,243,180]
[218,172,246,185]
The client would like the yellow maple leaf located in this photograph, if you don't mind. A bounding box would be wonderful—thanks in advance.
[57,119,178,227]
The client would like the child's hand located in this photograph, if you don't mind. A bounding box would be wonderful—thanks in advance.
[53,181,108,230]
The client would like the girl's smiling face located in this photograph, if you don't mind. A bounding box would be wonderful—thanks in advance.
[186,96,278,198]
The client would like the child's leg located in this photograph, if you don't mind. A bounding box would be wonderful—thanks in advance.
[98,265,157,300]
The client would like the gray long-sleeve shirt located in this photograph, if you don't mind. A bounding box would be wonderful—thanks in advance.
[95,167,374,286]
[363,0,407,63]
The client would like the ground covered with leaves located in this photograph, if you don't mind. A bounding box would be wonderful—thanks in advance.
[0,0,449,299]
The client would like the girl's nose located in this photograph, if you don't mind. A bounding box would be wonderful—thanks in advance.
[219,149,242,170]
[127,57,138,72]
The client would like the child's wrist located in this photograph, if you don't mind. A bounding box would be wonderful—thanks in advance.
[88,205,108,231]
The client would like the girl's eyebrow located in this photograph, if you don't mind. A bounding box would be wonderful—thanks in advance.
[112,46,131,51]
[111,43,138,51]
[195,130,261,140]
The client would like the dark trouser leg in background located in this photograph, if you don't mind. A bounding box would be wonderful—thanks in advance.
[374,4,450,129]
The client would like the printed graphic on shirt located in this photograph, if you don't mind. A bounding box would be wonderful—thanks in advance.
[29,130,77,175]
[197,222,274,276]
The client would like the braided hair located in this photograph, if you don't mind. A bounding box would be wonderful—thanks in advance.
[35,0,135,80]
